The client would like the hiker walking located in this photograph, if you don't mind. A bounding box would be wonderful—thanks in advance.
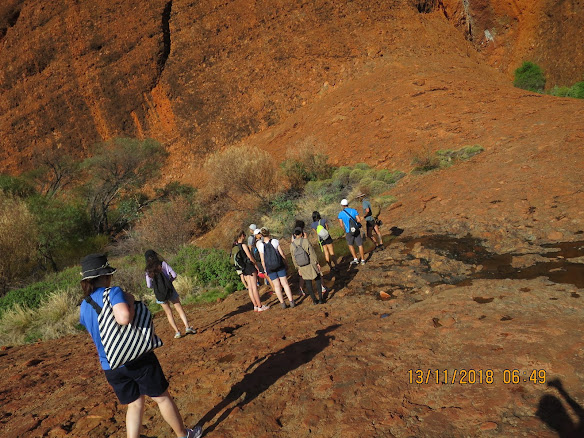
[337,198,366,265]
[257,227,295,309]
[291,226,325,304]
[235,231,269,312]
[231,241,248,289]
[145,250,196,339]
[357,193,384,250]
[79,253,202,438]
[310,210,338,270]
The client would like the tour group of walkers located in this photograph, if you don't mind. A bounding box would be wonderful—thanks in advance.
[77,194,383,437]
[232,193,384,313]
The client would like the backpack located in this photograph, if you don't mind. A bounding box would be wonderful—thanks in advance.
[371,201,381,218]
[291,238,310,267]
[316,219,330,240]
[263,239,284,273]
[233,244,247,270]
[343,209,362,237]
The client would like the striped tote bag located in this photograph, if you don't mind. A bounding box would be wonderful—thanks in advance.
[85,288,163,369]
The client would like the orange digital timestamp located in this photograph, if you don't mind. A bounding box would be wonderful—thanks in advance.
[407,369,546,385]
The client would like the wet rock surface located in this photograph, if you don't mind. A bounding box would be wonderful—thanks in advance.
[2,236,584,437]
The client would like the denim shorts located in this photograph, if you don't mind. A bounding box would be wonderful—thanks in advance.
[268,268,287,281]
[103,352,169,404]
[156,289,179,305]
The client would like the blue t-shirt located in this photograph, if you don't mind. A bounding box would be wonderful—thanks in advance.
[362,199,374,222]
[338,207,359,233]
[80,286,127,370]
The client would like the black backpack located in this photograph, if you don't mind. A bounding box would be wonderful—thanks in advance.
[263,239,284,273]
[291,238,310,267]
[234,244,247,270]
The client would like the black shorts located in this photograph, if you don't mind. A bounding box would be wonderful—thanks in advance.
[319,236,334,246]
[366,220,375,229]
[104,351,169,404]
[242,261,258,276]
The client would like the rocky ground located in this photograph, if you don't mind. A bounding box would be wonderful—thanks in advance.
[2,230,583,437]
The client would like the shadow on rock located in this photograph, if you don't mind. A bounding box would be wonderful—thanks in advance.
[200,324,340,434]
[537,378,584,438]
[198,301,254,333]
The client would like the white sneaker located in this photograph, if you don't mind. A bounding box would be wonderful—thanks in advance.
[258,305,270,312]
[254,306,259,312]
[186,426,203,438]
[350,258,359,265]
[360,259,366,265]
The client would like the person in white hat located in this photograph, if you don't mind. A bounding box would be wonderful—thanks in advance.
[337,199,366,265]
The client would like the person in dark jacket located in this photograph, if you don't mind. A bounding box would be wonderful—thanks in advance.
[145,250,195,339]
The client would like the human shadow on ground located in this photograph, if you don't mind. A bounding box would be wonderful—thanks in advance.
[199,324,340,435]
[536,378,584,437]
[197,300,254,333]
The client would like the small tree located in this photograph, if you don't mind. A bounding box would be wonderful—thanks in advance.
[204,145,278,204]
[514,61,546,92]
[26,148,81,198]
[83,138,168,234]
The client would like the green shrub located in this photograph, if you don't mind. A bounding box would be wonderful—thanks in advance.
[354,163,370,171]
[549,81,584,99]
[514,61,546,92]
[0,174,36,198]
[349,168,365,183]
[0,266,80,317]
[332,166,351,185]
[375,169,405,185]
[171,246,239,288]
[368,180,390,195]
[437,145,484,167]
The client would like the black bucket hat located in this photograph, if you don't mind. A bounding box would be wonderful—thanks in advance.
[80,254,116,280]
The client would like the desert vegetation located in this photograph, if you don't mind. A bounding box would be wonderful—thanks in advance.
[514,61,584,99]
[0,134,486,345]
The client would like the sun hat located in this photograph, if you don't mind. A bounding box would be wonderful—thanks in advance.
[340,199,349,206]
[355,193,366,198]
[253,228,261,235]
[249,224,257,231]
[260,227,270,237]
[80,254,116,280]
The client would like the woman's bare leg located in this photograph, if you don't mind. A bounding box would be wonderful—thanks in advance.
[151,390,188,437]
[278,276,294,303]
[126,396,145,438]
[160,302,180,334]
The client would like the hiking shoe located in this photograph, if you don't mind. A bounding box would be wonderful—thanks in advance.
[377,244,384,250]
[350,258,359,265]
[174,332,182,339]
[258,305,270,312]
[289,300,295,308]
[360,259,366,265]
[280,302,287,309]
[186,426,203,438]
[185,327,197,335]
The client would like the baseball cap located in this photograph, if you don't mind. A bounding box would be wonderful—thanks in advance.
[253,228,261,235]
[249,224,257,231]
[340,199,348,206]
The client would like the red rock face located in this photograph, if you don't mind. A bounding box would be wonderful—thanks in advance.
[0,0,582,175]
[442,0,584,85]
